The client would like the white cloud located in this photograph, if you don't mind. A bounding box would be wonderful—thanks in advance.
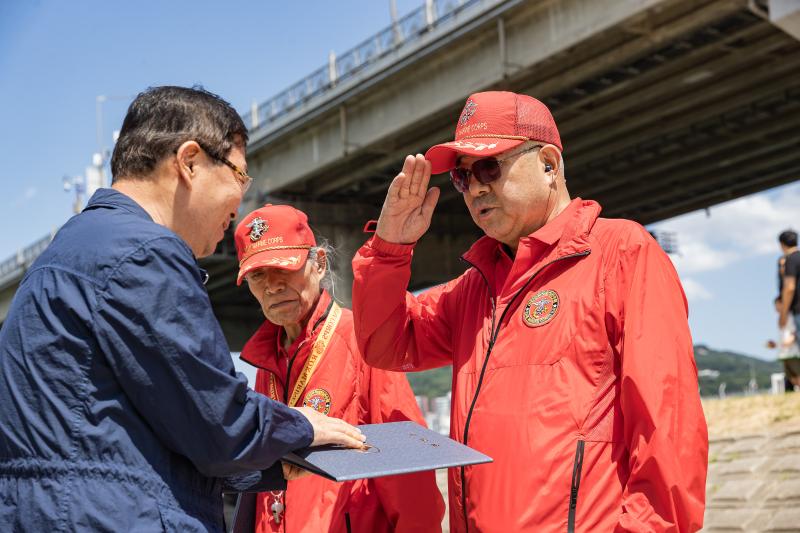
[668,239,738,274]
[11,186,38,207]
[680,277,713,301]
[652,182,800,275]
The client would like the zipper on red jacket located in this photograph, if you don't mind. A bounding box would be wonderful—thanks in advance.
[239,297,334,532]
[278,300,334,531]
[567,439,585,533]
[283,299,333,403]
[283,343,303,404]
[457,249,590,532]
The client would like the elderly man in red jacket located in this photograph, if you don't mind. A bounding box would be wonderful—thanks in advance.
[233,204,444,533]
[351,91,708,532]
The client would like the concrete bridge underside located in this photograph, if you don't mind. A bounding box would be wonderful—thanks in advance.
[2,0,797,352]
[208,0,799,350]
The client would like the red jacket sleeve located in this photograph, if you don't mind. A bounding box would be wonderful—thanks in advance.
[351,234,461,372]
[364,366,445,532]
[606,225,708,532]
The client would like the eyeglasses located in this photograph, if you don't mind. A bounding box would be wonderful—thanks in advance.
[198,143,253,194]
[450,144,542,193]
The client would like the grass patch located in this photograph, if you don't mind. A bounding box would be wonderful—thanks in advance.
[703,393,800,438]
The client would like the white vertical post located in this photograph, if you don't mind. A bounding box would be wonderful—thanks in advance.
[425,0,436,28]
[328,50,338,86]
[771,372,786,395]
[96,95,107,158]
[498,17,507,75]
[339,106,348,155]
[251,100,259,129]
[390,0,402,45]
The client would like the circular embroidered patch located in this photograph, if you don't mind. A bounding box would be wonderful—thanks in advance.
[303,388,332,415]
[522,289,560,327]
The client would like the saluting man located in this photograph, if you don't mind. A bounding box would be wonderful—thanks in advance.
[352,91,708,532]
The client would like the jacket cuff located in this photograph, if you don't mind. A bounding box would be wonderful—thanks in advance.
[222,463,287,493]
[369,234,416,256]
[297,412,314,448]
[281,403,314,449]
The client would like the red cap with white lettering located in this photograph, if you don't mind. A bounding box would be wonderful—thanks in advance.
[234,204,316,285]
[425,91,562,174]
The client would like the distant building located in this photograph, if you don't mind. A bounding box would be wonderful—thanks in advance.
[420,393,451,435]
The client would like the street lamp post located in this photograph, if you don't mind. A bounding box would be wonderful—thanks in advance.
[95,93,130,171]
[62,175,85,215]
[62,152,107,214]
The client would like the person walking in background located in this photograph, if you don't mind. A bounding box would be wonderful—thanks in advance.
[777,230,800,390]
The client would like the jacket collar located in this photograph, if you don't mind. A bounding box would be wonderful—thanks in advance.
[239,290,333,373]
[84,188,206,278]
[82,188,154,221]
[462,198,601,283]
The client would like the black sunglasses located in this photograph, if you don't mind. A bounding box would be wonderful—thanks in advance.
[450,144,543,193]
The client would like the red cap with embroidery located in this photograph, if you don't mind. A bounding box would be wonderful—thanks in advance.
[425,91,562,174]
[234,204,316,285]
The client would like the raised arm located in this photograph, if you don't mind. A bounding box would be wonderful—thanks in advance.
[353,155,464,372]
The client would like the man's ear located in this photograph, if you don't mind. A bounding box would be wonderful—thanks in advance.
[315,249,327,275]
[175,141,203,188]
[539,144,560,184]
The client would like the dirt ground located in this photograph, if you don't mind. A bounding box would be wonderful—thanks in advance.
[702,392,800,438]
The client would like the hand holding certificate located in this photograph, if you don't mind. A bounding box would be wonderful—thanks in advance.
[283,421,492,482]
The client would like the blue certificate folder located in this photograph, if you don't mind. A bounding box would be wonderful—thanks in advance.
[282,421,492,482]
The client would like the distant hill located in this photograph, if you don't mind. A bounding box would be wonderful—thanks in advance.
[407,345,784,399]
[694,344,782,397]
[407,366,452,399]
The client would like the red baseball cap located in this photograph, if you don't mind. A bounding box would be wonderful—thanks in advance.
[425,91,562,174]
[234,204,316,285]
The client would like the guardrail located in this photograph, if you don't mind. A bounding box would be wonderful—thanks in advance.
[241,0,485,131]
[0,234,52,289]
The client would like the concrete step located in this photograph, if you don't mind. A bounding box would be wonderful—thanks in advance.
[702,429,800,533]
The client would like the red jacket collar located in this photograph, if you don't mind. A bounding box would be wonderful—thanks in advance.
[239,290,333,374]
[462,198,601,280]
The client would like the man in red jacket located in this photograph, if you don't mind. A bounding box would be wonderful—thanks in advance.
[351,91,708,532]
[232,204,444,533]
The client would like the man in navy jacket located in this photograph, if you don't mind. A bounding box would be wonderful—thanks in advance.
[0,86,364,532]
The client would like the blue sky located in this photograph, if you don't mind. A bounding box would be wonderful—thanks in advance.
[650,183,800,362]
[1,1,797,374]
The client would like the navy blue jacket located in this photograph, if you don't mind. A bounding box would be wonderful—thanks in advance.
[0,189,313,531]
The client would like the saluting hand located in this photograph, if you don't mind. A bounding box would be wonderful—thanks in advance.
[291,406,366,449]
[375,154,440,244]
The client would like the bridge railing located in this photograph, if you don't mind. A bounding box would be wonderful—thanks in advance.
[242,0,484,130]
[0,0,491,290]
[0,234,53,289]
